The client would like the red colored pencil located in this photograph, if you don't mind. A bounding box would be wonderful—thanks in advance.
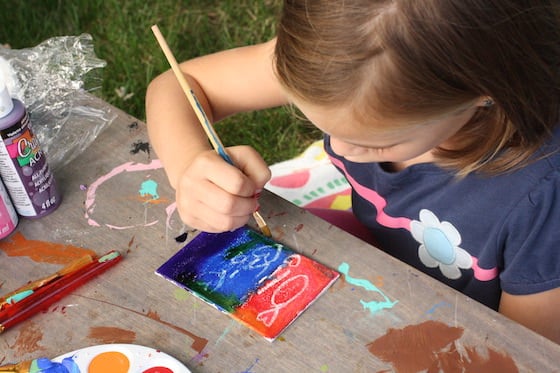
[0,254,111,320]
[0,254,94,312]
[0,261,98,320]
[0,251,122,333]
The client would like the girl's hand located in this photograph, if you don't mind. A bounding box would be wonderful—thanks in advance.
[174,145,271,232]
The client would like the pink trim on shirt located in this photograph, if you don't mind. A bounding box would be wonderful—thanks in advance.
[471,257,499,281]
[329,156,411,230]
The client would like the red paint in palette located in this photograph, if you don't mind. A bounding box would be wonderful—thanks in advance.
[143,367,174,373]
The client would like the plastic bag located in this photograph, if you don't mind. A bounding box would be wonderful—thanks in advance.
[0,34,116,170]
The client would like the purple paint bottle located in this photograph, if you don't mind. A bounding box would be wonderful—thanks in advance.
[0,75,61,218]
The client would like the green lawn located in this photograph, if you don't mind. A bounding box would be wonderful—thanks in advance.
[0,0,320,163]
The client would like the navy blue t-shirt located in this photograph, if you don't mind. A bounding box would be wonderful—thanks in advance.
[324,129,560,310]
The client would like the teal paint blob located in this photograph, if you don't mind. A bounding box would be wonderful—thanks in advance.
[5,289,33,304]
[338,262,398,315]
[139,179,159,200]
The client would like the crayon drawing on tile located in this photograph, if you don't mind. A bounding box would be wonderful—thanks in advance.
[156,226,339,341]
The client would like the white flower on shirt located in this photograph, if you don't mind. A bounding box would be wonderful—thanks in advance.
[410,209,472,279]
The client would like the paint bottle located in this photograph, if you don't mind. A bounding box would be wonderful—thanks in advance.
[0,75,61,218]
[0,177,18,239]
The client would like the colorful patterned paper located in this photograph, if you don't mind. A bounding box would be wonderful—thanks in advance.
[266,140,352,210]
[156,226,339,341]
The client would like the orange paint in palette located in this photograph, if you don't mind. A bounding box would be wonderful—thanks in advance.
[88,351,129,372]
[52,344,191,373]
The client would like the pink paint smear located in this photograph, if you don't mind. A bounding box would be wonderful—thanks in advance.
[84,159,176,230]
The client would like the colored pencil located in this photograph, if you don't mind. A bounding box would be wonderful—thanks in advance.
[0,251,122,334]
[0,254,94,311]
[150,24,271,237]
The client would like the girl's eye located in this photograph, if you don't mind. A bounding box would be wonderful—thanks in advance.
[369,144,395,151]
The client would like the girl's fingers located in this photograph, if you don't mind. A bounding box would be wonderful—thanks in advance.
[223,146,272,190]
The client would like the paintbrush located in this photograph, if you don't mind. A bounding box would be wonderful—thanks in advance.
[0,251,122,334]
[0,357,65,372]
[0,255,94,310]
[150,24,272,237]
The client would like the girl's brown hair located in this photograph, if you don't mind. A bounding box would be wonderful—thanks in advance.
[274,0,560,175]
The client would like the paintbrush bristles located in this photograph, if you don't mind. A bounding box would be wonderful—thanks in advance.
[253,211,271,237]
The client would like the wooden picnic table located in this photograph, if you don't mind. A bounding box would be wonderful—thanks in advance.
[1,96,559,372]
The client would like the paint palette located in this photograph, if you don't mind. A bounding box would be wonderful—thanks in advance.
[156,226,339,341]
[52,343,190,373]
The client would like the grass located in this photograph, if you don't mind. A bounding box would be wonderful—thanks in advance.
[0,0,320,163]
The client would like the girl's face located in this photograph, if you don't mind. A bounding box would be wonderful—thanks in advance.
[294,99,482,165]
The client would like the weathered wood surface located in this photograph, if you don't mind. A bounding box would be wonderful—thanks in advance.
[1,96,559,372]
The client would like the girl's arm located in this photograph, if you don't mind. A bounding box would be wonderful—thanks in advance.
[145,38,288,232]
[499,288,560,344]
[146,38,286,188]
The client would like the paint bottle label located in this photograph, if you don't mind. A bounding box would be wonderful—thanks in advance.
[0,178,18,239]
[0,109,61,217]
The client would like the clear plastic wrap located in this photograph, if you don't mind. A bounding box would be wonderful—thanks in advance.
[0,34,116,170]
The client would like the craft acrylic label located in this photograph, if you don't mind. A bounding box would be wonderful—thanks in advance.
[0,112,60,217]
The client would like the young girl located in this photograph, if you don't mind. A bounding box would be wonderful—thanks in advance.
[146,0,560,343]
